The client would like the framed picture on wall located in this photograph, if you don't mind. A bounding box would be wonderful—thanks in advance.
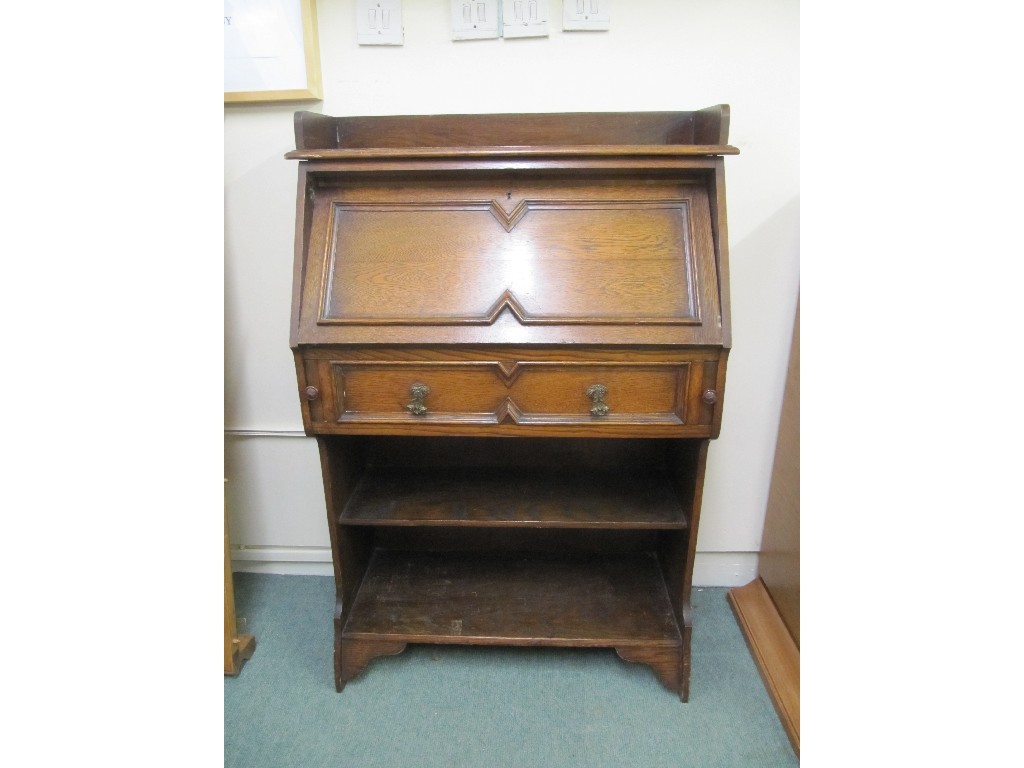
[224,0,322,103]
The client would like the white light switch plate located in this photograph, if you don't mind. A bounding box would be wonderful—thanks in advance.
[451,0,501,40]
[503,0,549,38]
[356,0,404,45]
[563,0,610,31]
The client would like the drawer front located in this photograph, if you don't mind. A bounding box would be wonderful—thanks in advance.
[297,349,724,437]
[303,359,722,435]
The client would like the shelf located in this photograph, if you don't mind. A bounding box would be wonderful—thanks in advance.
[291,108,734,155]
[343,549,681,647]
[340,466,687,529]
[285,144,739,161]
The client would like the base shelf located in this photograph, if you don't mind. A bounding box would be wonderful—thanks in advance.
[343,548,682,646]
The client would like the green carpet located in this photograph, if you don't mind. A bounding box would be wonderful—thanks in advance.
[225,574,797,767]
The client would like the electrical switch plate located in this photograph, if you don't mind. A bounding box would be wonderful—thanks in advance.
[503,0,549,38]
[451,0,501,40]
[563,0,610,31]
[356,0,404,45]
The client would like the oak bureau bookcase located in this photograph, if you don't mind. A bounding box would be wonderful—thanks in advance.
[286,108,737,701]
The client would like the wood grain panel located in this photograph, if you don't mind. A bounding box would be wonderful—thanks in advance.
[297,174,724,346]
[328,361,688,425]
[321,202,698,324]
[510,364,684,418]
[325,259,694,324]
[297,348,724,436]
[759,300,799,643]
[336,363,500,418]
[728,579,799,756]
[292,108,733,151]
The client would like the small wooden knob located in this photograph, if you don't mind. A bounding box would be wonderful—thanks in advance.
[702,389,718,405]
[304,386,320,401]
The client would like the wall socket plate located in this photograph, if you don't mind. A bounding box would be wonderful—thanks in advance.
[451,0,501,40]
[356,0,404,45]
[563,0,610,31]
[503,0,549,39]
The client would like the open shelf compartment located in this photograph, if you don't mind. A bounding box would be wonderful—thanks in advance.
[343,549,682,647]
[340,465,687,529]
[322,435,705,698]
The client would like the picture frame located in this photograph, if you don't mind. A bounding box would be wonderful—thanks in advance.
[225,0,322,104]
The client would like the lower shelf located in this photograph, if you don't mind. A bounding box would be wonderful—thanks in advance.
[343,549,681,646]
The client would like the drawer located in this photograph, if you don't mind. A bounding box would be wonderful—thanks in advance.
[296,350,724,437]
[335,361,686,425]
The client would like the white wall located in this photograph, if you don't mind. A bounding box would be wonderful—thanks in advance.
[225,0,799,586]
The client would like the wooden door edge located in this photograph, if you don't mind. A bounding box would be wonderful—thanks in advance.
[727,578,799,757]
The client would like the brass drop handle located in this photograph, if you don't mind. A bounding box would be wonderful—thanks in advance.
[304,386,320,401]
[702,389,718,405]
[586,384,610,417]
[406,383,430,416]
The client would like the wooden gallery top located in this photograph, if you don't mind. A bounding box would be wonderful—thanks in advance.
[286,107,737,701]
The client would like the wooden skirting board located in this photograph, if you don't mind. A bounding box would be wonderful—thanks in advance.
[728,578,799,756]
